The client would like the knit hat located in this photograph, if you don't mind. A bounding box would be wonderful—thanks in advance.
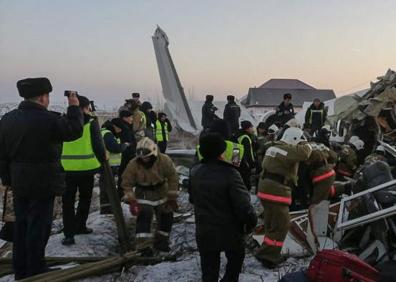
[209,119,231,139]
[78,95,90,108]
[119,109,133,118]
[17,77,52,98]
[227,95,235,101]
[241,120,253,130]
[199,133,226,160]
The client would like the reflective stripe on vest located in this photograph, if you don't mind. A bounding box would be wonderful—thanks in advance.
[330,185,336,198]
[309,109,324,125]
[61,120,101,171]
[101,129,122,167]
[257,192,292,205]
[337,168,352,177]
[312,169,335,183]
[196,141,244,166]
[155,120,169,142]
[237,134,255,161]
[263,236,284,247]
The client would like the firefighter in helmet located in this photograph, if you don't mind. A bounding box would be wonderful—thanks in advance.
[255,127,312,268]
[121,137,179,255]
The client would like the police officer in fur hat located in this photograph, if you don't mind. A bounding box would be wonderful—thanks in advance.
[0,77,83,279]
[201,95,219,131]
[223,95,241,137]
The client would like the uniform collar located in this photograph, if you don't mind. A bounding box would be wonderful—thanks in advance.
[18,100,47,111]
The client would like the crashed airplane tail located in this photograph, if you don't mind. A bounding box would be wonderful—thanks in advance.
[152,26,198,134]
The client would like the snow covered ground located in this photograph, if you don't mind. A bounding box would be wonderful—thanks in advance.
[0,184,309,282]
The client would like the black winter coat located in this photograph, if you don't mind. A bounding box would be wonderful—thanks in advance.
[201,102,218,129]
[189,160,257,251]
[276,102,295,126]
[223,101,241,135]
[0,101,83,198]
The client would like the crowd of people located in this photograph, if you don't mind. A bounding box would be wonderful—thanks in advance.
[0,77,175,280]
[0,77,392,281]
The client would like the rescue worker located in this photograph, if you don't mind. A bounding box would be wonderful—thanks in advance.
[61,95,106,245]
[0,77,83,279]
[141,101,156,140]
[275,93,295,126]
[237,121,256,191]
[99,118,129,214]
[155,112,172,153]
[131,92,141,106]
[121,137,179,254]
[124,99,145,141]
[196,119,244,168]
[336,136,365,180]
[189,133,257,282]
[365,145,387,164]
[223,95,241,137]
[255,127,312,268]
[201,95,218,131]
[304,98,327,134]
[257,124,279,167]
[312,125,332,147]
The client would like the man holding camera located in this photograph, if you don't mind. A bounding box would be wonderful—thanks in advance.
[0,78,83,280]
[61,95,106,245]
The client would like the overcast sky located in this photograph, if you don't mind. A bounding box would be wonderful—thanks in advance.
[1,0,396,107]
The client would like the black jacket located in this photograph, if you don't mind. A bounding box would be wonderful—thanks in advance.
[201,102,218,129]
[0,101,83,198]
[223,102,241,135]
[304,102,326,131]
[189,160,257,251]
[276,102,294,126]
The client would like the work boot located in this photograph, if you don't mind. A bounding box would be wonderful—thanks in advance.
[154,239,170,252]
[139,247,154,257]
[62,237,75,246]
[75,227,93,235]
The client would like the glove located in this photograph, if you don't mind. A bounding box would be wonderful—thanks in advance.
[129,200,141,216]
[164,199,179,212]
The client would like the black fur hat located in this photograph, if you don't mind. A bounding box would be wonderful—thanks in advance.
[17,77,52,98]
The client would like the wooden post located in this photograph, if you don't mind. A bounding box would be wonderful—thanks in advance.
[91,117,131,254]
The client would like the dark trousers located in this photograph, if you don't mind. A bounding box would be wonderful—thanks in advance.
[135,204,173,250]
[199,249,245,282]
[13,196,54,280]
[62,173,94,237]
[157,141,167,153]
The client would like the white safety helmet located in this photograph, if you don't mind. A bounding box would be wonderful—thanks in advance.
[375,145,386,154]
[281,127,307,146]
[321,124,331,132]
[136,137,158,158]
[349,136,360,144]
[285,118,302,128]
[268,124,279,134]
[349,137,365,151]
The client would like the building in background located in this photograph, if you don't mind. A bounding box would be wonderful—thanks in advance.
[241,79,336,115]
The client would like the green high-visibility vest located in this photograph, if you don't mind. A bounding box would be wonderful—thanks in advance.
[197,140,244,166]
[101,129,122,167]
[155,120,169,142]
[61,120,101,172]
[238,134,255,161]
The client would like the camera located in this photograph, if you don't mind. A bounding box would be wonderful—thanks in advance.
[64,90,78,97]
